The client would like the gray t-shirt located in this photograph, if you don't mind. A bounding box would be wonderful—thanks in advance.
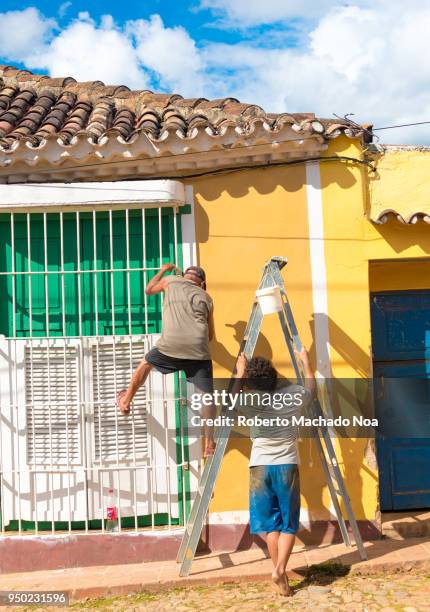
[240,384,311,467]
[156,276,213,360]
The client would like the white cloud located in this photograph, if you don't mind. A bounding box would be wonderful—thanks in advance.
[29,15,149,89]
[0,11,203,94]
[1,4,430,143]
[199,0,341,27]
[310,6,385,83]
[0,7,56,61]
[201,3,430,143]
[58,2,72,19]
[127,15,204,95]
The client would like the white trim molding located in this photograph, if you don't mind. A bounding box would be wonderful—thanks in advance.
[305,161,332,380]
[0,179,185,212]
[180,185,198,270]
[206,508,327,526]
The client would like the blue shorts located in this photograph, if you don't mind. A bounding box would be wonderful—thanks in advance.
[249,464,300,534]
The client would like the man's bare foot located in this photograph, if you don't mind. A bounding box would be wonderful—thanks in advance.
[117,389,130,414]
[204,439,216,457]
[271,570,291,596]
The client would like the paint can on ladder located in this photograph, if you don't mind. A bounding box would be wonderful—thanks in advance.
[255,285,283,315]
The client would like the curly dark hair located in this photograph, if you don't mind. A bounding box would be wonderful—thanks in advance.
[245,356,278,391]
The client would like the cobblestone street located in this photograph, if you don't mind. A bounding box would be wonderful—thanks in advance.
[64,566,430,611]
[3,539,430,609]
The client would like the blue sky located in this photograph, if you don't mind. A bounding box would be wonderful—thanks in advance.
[1,1,430,143]
[2,0,243,45]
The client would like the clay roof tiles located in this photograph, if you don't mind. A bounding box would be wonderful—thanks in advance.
[0,65,366,153]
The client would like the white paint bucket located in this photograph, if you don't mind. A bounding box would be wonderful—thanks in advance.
[256,285,283,315]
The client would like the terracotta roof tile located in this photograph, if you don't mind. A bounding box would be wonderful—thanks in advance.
[0,65,367,153]
[172,97,207,110]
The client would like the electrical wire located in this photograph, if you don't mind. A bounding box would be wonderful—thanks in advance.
[0,155,375,188]
[373,120,430,131]
[333,113,430,133]
[134,155,376,181]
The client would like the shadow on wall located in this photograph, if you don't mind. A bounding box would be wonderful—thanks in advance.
[370,218,430,254]
[211,320,273,374]
[308,313,370,378]
[297,313,372,540]
[191,162,358,243]
[367,153,430,254]
[212,310,377,543]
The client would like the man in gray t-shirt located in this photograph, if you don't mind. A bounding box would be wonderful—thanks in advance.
[118,262,216,456]
[234,349,315,596]
[156,274,213,361]
[244,382,311,468]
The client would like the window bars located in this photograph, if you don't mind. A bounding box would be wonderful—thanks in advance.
[0,205,193,536]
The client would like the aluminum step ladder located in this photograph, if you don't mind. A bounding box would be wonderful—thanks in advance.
[177,256,367,576]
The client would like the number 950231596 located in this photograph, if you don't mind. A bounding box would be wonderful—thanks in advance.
[0,591,69,606]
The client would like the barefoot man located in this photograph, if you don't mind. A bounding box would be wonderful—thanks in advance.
[234,348,315,596]
[118,262,216,456]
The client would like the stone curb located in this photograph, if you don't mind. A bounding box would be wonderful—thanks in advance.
[349,558,430,575]
[69,573,280,603]
[68,558,430,603]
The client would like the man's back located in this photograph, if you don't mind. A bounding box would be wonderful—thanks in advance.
[242,384,311,467]
[156,276,213,360]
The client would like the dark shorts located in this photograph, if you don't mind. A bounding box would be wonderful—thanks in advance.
[249,464,300,534]
[145,347,213,393]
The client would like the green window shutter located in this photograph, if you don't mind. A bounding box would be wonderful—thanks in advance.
[0,209,178,338]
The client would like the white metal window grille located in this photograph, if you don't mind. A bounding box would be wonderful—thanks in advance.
[0,204,195,536]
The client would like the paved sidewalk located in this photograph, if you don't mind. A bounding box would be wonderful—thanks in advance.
[1,537,430,602]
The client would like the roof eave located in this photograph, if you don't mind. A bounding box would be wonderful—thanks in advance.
[0,123,333,183]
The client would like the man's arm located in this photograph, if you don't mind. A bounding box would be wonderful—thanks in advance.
[294,347,316,395]
[231,354,270,417]
[230,353,250,413]
[208,305,215,341]
[145,263,177,295]
[235,353,247,379]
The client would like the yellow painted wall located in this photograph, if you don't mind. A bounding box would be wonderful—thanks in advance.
[369,260,430,292]
[370,148,430,222]
[366,147,430,261]
[318,138,377,522]
[188,165,322,516]
[191,165,314,379]
[319,140,430,522]
[187,140,430,524]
